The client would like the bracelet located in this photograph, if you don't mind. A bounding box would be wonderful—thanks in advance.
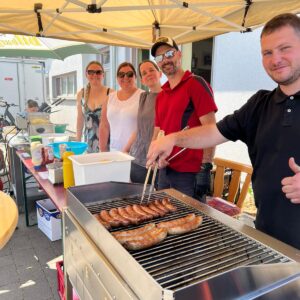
[201,162,213,171]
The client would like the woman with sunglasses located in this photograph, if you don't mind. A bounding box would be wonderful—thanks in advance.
[99,62,143,151]
[76,61,112,153]
[123,60,162,183]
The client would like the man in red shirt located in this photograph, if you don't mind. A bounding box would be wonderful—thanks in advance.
[151,37,217,199]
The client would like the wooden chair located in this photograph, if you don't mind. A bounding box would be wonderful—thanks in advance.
[212,157,253,208]
[0,191,18,249]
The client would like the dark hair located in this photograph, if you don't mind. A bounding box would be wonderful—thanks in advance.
[261,13,300,38]
[85,60,104,72]
[116,62,137,77]
[27,99,39,108]
[138,60,160,77]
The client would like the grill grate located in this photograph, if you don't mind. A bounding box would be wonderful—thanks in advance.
[85,191,291,291]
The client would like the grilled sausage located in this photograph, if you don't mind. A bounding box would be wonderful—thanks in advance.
[139,205,160,218]
[109,208,131,226]
[117,207,140,224]
[99,210,121,227]
[125,205,149,221]
[162,198,177,212]
[123,228,168,250]
[112,223,156,238]
[94,214,111,229]
[157,213,196,229]
[167,216,203,235]
[148,202,166,217]
[114,225,159,244]
[154,199,169,213]
[132,204,153,220]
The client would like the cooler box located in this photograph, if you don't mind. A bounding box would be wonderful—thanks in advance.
[36,198,62,241]
[69,151,134,186]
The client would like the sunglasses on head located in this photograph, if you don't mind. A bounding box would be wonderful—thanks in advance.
[87,70,103,75]
[117,71,134,78]
[154,49,176,63]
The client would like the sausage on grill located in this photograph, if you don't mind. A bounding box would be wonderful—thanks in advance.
[99,210,121,227]
[123,228,168,250]
[157,213,196,229]
[132,204,153,220]
[148,202,166,217]
[125,205,149,221]
[139,205,160,218]
[109,208,131,226]
[154,199,169,213]
[167,216,203,235]
[117,207,141,224]
[94,214,111,229]
[162,198,177,212]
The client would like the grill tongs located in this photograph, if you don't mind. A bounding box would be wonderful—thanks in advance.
[140,130,164,204]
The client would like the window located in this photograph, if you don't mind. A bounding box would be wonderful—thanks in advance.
[52,72,77,99]
[99,47,110,87]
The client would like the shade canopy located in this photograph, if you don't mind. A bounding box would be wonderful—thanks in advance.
[0,34,99,60]
[0,1,299,49]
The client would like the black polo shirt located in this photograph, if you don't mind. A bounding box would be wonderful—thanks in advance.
[217,87,300,249]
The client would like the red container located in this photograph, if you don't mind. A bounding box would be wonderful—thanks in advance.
[56,260,80,300]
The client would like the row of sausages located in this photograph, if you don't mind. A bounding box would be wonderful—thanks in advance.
[94,198,177,229]
[112,213,203,250]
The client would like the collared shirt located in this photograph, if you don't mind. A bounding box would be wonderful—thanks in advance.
[217,87,300,249]
[155,70,217,172]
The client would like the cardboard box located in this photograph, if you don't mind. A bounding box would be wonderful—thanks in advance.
[36,198,61,241]
[69,151,134,186]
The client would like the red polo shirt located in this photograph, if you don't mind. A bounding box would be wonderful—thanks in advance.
[155,71,217,172]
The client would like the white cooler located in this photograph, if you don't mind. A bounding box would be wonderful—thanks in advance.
[69,151,134,186]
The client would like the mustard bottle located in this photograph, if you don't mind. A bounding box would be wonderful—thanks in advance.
[62,151,75,188]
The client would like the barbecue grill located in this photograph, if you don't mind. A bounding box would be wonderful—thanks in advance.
[63,182,300,300]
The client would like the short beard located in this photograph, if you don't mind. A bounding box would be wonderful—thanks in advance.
[274,68,300,86]
[162,62,178,76]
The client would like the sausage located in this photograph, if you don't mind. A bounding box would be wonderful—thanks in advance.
[109,208,131,226]
[112,223,156,238]
[139,205,160,218]
[157,213,196,229]
[125,205,149,221]
[132,204,153,220]
[167,216,203,235]
[154,199,169,213]
[114,225,159,244]
[117,207,140,224]
[148,202,166,217]
[94,214,111,229]
[162,198,177,212]
[99,210,121,227]
[123,228,168,250]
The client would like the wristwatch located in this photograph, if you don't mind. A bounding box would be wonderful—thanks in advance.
[201,162,213,171]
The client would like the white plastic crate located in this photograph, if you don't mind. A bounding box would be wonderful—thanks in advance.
[69,151,134,186]
[36,198,61,241]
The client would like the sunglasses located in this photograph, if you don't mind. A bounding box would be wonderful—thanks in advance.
[154,49,176,63]
[87,70,103,75]
[117,71,135,78]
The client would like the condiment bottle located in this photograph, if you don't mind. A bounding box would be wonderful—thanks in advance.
[30,141,43,170]
[62,151,75,188]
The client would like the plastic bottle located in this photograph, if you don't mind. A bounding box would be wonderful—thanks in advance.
[30,141,43,170]
[63,151,75,188]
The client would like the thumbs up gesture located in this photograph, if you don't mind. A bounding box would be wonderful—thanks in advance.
[281,157,300,204]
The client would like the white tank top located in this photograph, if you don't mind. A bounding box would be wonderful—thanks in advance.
[107,89,143,151]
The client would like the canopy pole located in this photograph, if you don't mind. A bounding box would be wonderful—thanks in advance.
[241,0,253,32]
[152,21,160,43]
[34,3,44,36]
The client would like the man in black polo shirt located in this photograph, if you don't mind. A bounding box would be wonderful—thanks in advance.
[147,13,300,249]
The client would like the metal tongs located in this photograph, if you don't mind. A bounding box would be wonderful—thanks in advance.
[140,130,165,204]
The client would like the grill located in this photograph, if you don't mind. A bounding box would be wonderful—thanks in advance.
[63,182,300,300]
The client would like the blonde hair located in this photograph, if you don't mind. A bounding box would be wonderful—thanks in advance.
[84,61,104,109]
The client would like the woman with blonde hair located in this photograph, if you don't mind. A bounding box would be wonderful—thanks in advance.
[76,61,112,153]
[99,62,143,152]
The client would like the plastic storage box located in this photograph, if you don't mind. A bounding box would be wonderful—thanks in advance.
[69,151,134,186]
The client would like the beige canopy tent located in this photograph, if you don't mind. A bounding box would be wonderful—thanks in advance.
[0,1,300,48]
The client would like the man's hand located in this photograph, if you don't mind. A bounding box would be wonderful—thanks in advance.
[146,134,176,168]
[281,157,300,204]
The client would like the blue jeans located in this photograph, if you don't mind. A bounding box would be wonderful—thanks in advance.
[158,167,196,197]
